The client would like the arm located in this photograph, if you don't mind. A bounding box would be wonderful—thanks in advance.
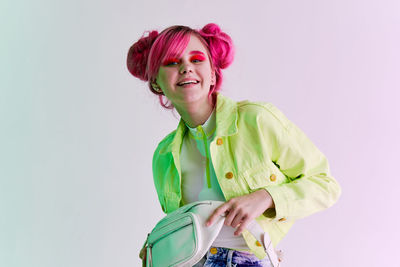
[262,103,341,222]
[207,103,341,233]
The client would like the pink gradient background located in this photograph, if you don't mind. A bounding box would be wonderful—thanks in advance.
[1,0,399,266]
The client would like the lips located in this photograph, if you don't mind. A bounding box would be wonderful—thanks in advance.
[177,78,200,86]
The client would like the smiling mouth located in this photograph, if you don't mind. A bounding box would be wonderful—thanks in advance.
[177,80,200,86]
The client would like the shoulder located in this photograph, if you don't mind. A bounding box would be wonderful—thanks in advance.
[152,129,177,157]
[235,99,291,130]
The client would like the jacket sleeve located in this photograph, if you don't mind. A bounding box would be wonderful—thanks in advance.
[260,103,341,222]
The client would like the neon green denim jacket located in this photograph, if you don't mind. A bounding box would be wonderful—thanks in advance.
[152,93,341,258]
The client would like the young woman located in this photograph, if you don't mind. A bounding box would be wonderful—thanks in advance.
[127,23,341,267]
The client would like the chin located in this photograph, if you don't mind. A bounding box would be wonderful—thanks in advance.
[182,94,209,104]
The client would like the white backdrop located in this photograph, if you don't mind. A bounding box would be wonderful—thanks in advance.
[1,0,400,266]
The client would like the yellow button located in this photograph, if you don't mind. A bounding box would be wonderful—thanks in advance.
[255,241,262,247]
[270,174,277,182]
[278,218,286,222]
[216,138,223,145]
[225,172,233,179]
[210,247,218,254]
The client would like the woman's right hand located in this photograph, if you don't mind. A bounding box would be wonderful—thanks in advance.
[206,189,275,236]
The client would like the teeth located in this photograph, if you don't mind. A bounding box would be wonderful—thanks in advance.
[178,81,198,86]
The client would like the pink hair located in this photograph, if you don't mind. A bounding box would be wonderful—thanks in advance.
[127,23,234,109]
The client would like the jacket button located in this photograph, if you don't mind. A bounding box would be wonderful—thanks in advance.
[225,172,234,179]
[255,241,262,247]
[278,217,286,222]
[270,174,277,182]
[216,138,223,145]
[210,247,218,254]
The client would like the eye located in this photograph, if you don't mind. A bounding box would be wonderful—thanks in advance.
[191,55,206,63]
[163,58,179,66]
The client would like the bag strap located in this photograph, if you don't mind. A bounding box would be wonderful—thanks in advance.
[146,245,152,267]
[246,221,280,267]
[141,233,150,267]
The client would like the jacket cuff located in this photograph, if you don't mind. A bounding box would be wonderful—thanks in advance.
[263,186,289,222]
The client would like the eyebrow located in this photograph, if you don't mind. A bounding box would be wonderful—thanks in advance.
[189,50,205,55]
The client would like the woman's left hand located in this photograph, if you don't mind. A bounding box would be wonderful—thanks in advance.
[206,189,275,236]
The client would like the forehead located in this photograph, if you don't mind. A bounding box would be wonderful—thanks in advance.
[165,33,210,59]
[184,35,209,54]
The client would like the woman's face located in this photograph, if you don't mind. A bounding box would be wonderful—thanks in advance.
[153,34,215,109]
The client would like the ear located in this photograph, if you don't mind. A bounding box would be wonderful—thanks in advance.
[211,71,216,86]
[151,80,161,91]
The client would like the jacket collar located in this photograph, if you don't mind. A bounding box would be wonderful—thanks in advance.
[160,93,238,155]
[214,92,238,137]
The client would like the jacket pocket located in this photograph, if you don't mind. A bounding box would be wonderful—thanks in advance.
[240,162,287,190]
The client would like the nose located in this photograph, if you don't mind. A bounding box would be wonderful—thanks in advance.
[179,61,193,74]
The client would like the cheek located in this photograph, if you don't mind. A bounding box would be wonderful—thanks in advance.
[156,72,170,87]
[203,70,214,82]
[160,71,176,84]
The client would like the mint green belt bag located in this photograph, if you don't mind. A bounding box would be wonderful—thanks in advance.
[143,200,225,267]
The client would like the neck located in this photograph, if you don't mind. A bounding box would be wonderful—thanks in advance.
[175,94,216,128]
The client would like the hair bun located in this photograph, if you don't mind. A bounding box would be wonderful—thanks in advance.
[199,23,234,70]
[201,23,221,35]
[126,30,159,81]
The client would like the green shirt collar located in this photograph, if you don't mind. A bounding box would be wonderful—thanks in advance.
[186,106,216,140]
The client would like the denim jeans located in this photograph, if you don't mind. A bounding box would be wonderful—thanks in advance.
[193,247,273,267]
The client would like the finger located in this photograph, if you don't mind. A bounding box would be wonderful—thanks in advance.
[206,203,229,226]
[231,210,245,228]
[224,206,237,227]
[234,218,251,236]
